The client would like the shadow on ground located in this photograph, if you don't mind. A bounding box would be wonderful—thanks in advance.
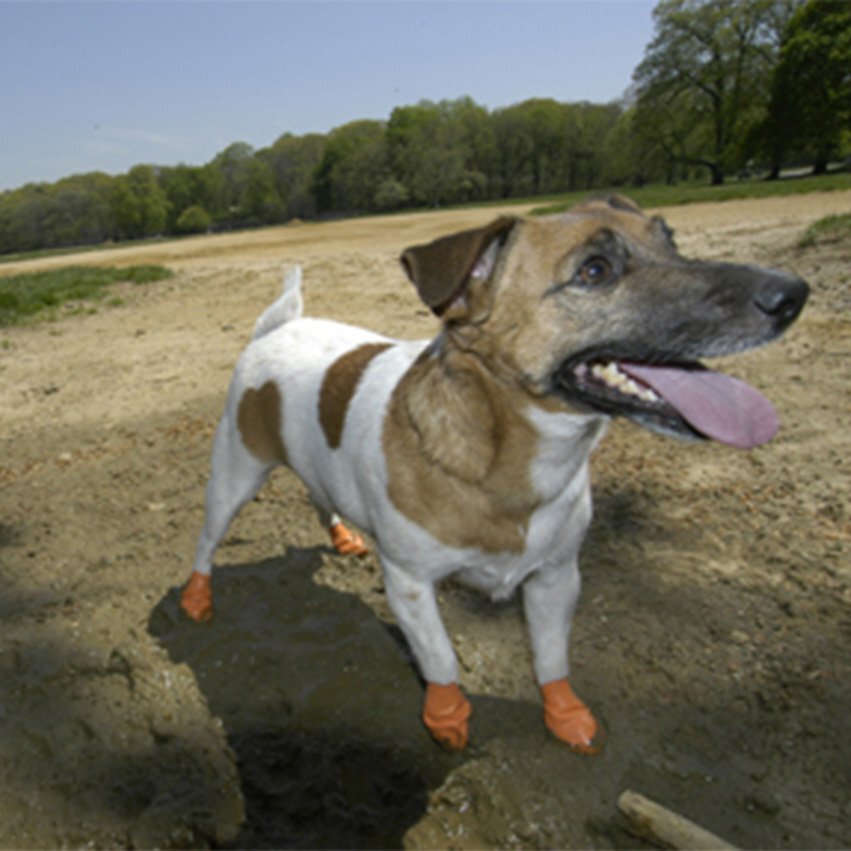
[149,547,486,848]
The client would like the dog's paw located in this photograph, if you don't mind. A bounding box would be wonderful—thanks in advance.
[180,571,214,622]
[541,679,604,755]
[329,522,369,557]
[422,682,472,752]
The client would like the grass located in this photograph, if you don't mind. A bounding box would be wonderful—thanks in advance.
[0,265,173,327]
[797,211,851,248]
[530,170,851,216]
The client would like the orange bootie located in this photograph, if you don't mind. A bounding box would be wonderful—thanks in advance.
[422,682,472,752]
[540,679,603,754]
[329,522,369,557]
[180,571,213,622]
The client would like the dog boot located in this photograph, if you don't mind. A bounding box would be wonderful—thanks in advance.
[329,521,369,557]
[540,679,603,754]
[181,571,214,622]
[422,682,472,751]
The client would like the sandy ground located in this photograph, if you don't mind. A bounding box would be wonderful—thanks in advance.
[0,192,849,849]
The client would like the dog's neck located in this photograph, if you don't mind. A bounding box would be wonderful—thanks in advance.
[388,332,606,496]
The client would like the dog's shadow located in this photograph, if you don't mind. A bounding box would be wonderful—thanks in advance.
[148,547,536,849]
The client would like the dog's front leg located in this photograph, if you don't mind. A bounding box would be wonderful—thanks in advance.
[381,558,471,751]
[523,562,603,754]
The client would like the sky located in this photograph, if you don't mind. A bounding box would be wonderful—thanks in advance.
[0,0,656,192]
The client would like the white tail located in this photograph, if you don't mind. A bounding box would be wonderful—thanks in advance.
[252,265,304,340]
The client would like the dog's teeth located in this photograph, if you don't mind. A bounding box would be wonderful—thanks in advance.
[589,361,660,404]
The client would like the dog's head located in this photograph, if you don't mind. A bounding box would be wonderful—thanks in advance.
[401,196,809,448]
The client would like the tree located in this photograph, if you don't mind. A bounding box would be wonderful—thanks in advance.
[491,104,536,197]
[260,133,326,219]
[238,158,283,225]
[562,102,622,191]
[760,0,851,176]
[633,0,787,184]
[208,142,254,227]
[387,99,485,207]
[313,120,388,213]
[175,205,212,234]
[110,165,169,240]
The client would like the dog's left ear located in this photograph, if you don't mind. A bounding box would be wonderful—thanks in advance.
[401,217,516,318]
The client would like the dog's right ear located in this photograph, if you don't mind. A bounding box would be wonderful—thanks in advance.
[401,217,516,319]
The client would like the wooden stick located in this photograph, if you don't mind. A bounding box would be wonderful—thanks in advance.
[618,789,739,851]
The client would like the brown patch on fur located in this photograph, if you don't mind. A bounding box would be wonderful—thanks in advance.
[320,343,392,449]
[237,381,287,464]
[383,348,541,554]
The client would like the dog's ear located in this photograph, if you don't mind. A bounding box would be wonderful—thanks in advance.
[400,217,516,318]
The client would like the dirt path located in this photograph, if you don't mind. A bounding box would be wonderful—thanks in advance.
[1,193,849,848]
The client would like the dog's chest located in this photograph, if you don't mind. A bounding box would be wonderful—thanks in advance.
[379,402,605,595]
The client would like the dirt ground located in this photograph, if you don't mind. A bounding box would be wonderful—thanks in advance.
[1,192,849,849]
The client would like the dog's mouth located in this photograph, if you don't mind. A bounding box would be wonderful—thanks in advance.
[555,352,779,448]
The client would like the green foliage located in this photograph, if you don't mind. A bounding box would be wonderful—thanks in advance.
[387,100,485,207]
[259,133,326,220]
[175,205,212,234]
[373,178,409,211]
[110,165,171,240]
[632,0,793,185]
[0,265,172,326]
[760,1,851,175]
[314,120,389,212]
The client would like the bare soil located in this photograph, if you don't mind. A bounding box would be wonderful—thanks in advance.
[1,193,849,849]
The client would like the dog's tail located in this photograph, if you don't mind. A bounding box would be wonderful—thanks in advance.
[252,265,304,340]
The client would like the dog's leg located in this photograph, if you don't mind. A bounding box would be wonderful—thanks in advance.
[381,557,471,751]
[328,518,369,557]
[310,500,370,557]
[181,419,272,622]
[523,562,603,754]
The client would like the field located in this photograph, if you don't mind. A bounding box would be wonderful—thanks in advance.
[0,192,849,848]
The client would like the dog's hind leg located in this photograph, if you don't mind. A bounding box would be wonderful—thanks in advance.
[181,418,273,622]
[381,557,471,751]
[310,500,369,557]
[523,562,603,754]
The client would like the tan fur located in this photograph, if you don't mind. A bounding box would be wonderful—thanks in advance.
[237,381,287,464]
[319,343,392,449]
[383,345,543,554]
[443,207,678,398]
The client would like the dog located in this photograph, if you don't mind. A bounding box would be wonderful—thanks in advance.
[180,196,808,753]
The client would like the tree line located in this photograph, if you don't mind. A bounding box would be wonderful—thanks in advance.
[1,0,847,256]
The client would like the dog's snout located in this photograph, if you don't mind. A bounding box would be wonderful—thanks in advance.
[753,273,809,329]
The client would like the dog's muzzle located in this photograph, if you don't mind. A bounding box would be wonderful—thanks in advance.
[553,269,809,449]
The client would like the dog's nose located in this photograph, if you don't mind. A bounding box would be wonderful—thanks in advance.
[753,273,809,329]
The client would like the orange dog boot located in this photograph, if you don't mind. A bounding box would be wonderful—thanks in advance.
[329,521,369,557]
[422,682,472,752]
[540,679,604,754]
[180,571,214,622]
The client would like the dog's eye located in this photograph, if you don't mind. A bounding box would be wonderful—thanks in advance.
[575,257,614,287]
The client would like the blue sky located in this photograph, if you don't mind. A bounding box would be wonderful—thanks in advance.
[0,1,656,191]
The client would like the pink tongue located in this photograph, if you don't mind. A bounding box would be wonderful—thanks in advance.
[620,363,779,449]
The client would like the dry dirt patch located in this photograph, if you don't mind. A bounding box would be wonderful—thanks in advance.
[1,193,849,848]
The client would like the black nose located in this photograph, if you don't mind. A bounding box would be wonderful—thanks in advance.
[754,273,809,329]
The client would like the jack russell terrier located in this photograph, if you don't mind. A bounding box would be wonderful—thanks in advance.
[180,196,808,753]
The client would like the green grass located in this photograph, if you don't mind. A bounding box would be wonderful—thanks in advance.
[530,170,851,216]
[0,265,173,327]
[797,211,851,248]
